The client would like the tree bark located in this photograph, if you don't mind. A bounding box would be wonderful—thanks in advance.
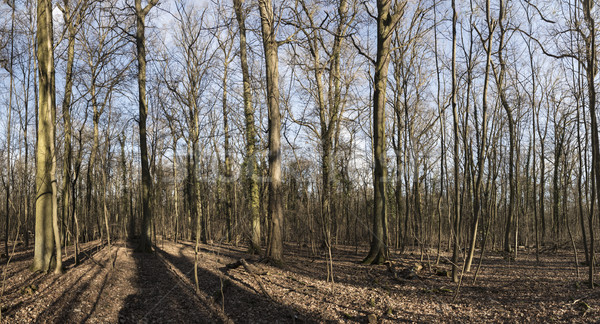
[59,0,78,253]
[450,0,461,282]
[496,0,516,255]
[583,0,598,288]
[134,0,159,253]
[5,0,15,259]
[465,0,492,272]
[33,0,57,273]
[258,0,283,263]
[233,0,261,254]
[363,0,402,265]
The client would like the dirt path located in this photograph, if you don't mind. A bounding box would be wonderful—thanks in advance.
[1,241,226,323]
[1,240,599,323]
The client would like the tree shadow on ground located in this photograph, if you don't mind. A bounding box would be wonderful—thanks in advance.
[1,241,109,320]
[34,261,107,323]
[0,248,34,264]
[176,240,390,291]
[149,243,324,323]
[117,242,225,324]
[61,240,108,270]
[177,241,254,261]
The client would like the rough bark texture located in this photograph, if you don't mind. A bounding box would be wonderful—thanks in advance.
[363,0,400,265]
[233,0,261,254]
[135,0,159,253]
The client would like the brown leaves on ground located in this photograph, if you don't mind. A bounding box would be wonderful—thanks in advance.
[0,240,598,323]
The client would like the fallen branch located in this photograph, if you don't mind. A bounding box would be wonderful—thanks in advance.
[238,259,273,300]
[569,291,599,306]
[226,259,267,275]
[80,247,103,267]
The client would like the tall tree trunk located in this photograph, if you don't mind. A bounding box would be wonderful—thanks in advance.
[33,0,57,273]
[5,1,15,259]
[102,121,112,266]
[233,0,261,254]
[119,133,129,241]
[222,48,233,243]
[533,102,540,262]
[496,0,516,254]
[524,8,541,261]
[576,70,590,265]
[432,0,445,265]
[134,0,159,253]
[552,124,563,245]
[363,0,402,265]
[538,115,547,244]
[258,0,283,263]
[583,0,598,288]
[465,0,493,272]
[172,137,179,243]
[86,80,100,241]
[451,0,461,282]
[60,0,78,253]
[328,0,348,249]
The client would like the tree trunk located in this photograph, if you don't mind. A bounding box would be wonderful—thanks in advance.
[465,0,492,272]
[5,1,15,259]
[33,0,57,273]
[172,137,179,243]
[258,0,283,263]
[222,47,233,243]
[576,78,590,265]
[450,0,461,282]
[134,0,159,253]
[583,0,598,288]
[102,126,112,266]
[60,0,78,253]
[86,80,100,241]
[496,0,516,254]
[432,0,444,265]
[233,0,261,254]
[363,0,400,265]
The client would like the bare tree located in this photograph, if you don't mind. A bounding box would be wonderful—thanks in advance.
[3,0,15,259]
[362,0,404,265]
[134,0,159,253]
[465,0,494,272]
[581,0,598,288]
[258,0,284,263]
[57,0,89,266]
[32,0,61,273]
[233,0,261,254]
[289,0,355,275]
[450,0,460,282]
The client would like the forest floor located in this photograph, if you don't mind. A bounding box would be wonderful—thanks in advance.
[0,239,598,323]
